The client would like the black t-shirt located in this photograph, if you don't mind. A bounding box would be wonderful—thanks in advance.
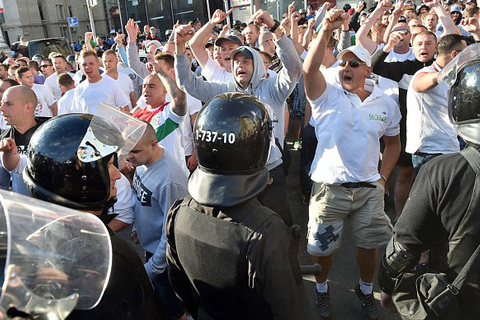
[0,117,48,156]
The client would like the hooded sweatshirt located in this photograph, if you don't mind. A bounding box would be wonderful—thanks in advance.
[175,35,302,170]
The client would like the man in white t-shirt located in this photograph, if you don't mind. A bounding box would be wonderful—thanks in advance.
[44,54,69,100]
[72,50,130,114]
[57,73,76,115]
[16,67,57,117]
[189,9,241,83]
[102,49,137,110]
[406,34,466,174]
[303,10,400,320]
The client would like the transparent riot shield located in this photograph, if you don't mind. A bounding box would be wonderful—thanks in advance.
[0,190,112,320]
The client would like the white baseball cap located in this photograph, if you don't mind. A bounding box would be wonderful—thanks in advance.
[337,45,371,67]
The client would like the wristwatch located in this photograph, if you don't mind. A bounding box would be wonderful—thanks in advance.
[269,20,280,33]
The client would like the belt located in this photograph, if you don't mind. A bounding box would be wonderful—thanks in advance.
[340,182,376,188]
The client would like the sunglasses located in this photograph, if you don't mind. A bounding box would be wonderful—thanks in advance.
[338,60,365,68]
[40,64,53,68]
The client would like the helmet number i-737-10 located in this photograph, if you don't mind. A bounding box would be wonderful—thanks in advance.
[196,128,236,144]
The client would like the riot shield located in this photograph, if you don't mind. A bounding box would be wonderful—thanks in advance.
[0,190,112,320]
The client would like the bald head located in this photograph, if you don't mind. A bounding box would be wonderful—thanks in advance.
[140,122,158,146]
[7,85,37,107]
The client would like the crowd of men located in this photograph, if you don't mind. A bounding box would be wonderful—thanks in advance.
[0,0,479,319]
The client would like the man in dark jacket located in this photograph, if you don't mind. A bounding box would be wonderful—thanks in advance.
[165,93,313,320]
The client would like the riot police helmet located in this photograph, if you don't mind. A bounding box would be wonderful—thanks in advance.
[188,92,272,207]
[23,113,124,211]
[448,58,480,144]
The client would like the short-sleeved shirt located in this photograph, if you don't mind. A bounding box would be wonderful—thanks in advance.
[406,62,459,155]
[105,73,135,109]
[57,89,75,115]
[72,76,130,114]
[309,80,401,184]
[32,84,57,117]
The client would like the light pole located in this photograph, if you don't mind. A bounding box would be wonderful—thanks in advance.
[86,0,97,39]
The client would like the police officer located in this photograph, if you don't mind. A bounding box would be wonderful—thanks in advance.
[378,45,480,319]
[165,93,313,319]
[22,113,164,320]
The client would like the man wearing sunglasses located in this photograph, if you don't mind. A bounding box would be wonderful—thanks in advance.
[303,9,400,320]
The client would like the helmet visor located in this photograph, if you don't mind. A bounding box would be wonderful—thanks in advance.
[78,103,147,163]
[438,43,480,87]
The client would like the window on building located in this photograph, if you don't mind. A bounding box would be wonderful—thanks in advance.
[68,5,73,17]
[56,4,65,20]
[60,27,68,38]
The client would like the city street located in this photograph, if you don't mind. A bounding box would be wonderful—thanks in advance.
[120,136,403,320]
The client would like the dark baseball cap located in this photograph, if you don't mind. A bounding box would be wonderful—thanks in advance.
[205,40,215,48]
[230,47,254,60]
[215,35,242,47]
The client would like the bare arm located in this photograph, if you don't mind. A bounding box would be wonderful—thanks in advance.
[304,9,348,101]
[379,134,400,188]
[189,9,232,69]
[49,102,58,117]
[290,11,306,55]
[303,18,315,50]
[356,0,392,54]
[412,71,439,92]
[154,64,186,117]
[383,2,404,44]
[427,0,458,36]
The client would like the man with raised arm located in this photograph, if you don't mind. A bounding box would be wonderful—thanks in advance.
[303,8,400,320]
[174,9,302,226]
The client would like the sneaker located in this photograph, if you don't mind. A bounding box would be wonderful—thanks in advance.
[293,140,302,150]
[354,285,379,320]
[315,290,332,319]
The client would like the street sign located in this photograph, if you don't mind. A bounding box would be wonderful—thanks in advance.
[68,17,79,27]
[88,0,97,7]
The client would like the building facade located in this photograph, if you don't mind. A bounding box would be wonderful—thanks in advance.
[1,0,111,46]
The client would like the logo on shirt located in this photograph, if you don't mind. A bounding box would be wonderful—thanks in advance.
[133,175,152,207]
[369,112,387,123]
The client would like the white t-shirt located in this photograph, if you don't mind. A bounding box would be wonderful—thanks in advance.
[32,84,57,117]
[72,76,130,114]
[309,80,401,184]
[165,93,202,157]
[118,63,142,99]
[201,57,234,83]
[405,62,459,155]
[44,73,62,100]
[57,89,76,115]
[105,73,135,109]
[385,48,416,62]
[108,173,135,224]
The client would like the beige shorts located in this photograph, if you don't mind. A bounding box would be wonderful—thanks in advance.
[307,181,393,256]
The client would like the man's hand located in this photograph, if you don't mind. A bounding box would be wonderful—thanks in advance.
[186,154,198,172]
[126,18,139,43]
[323,9,350,32]
[253,9,276,29]
[210,9,233,25]
[114,32,125,47]
[424,0,440,8]
[384,30,406,52]
[380,291,398,313]
[357,1,365,11]
[281,16,292,36]
[323,2,333,10]
[175,24,195,46]
[308,17,316,29]
[376,0,394,12]
[461,16,480,33]
[288,1,296,17]
[0,138,17,154]
[291,11,301,25]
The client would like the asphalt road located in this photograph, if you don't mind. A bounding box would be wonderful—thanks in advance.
[285,139,402,320]
[119,138,403,320]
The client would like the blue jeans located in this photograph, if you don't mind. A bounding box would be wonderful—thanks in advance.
[412,153,441,176]
[145,252,186,320]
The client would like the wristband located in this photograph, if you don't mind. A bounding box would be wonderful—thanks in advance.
[269,20,280,33]
[380,174,388,183]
